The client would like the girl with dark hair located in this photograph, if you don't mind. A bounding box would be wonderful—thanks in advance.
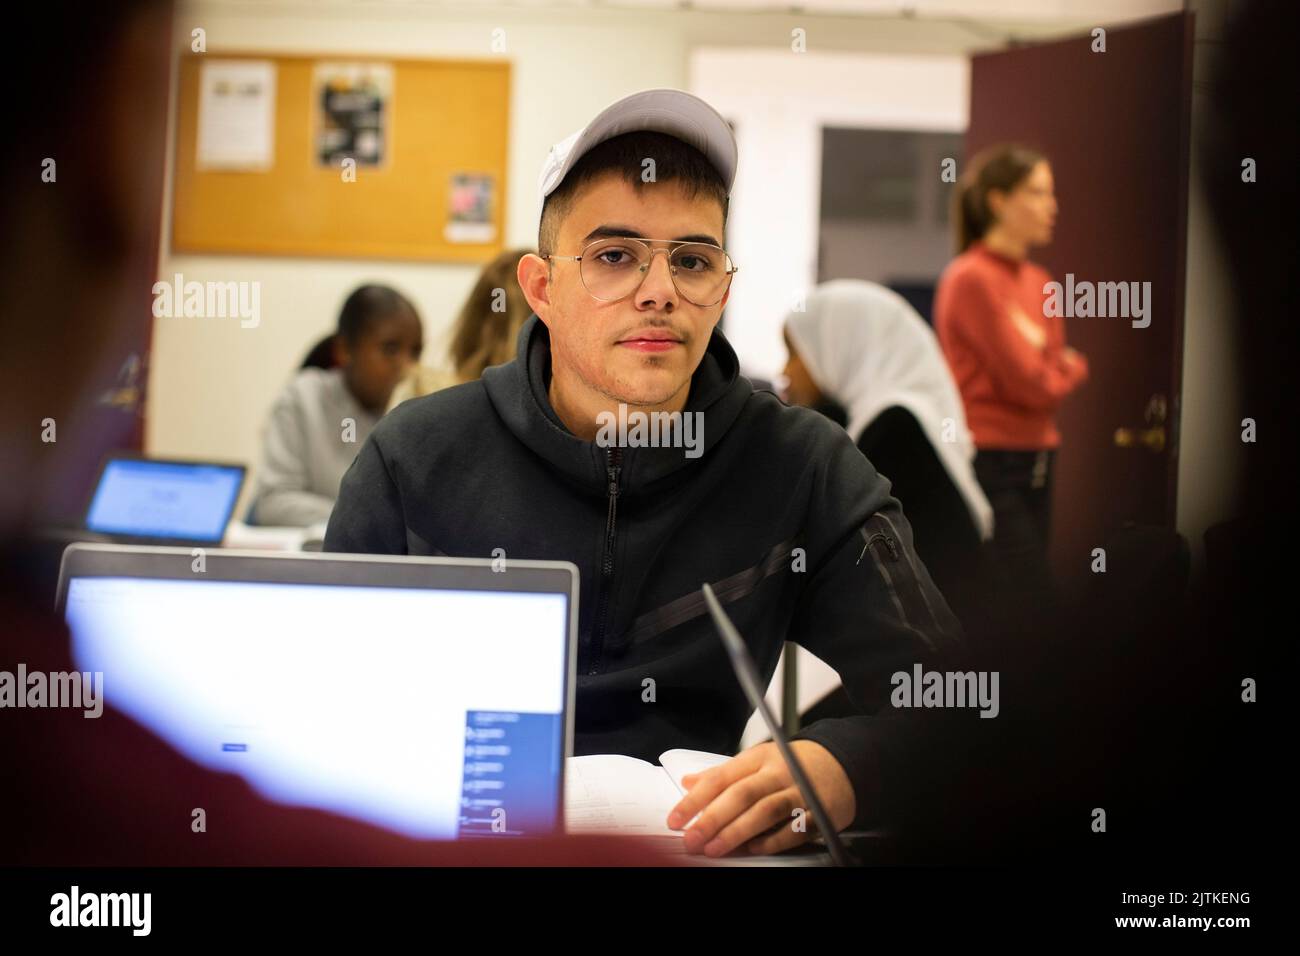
[248,284,423,526]
[934,145,1088,615]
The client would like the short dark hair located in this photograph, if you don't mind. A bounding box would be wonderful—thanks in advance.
[336,284,419,344]
[537,130,729,258]
[300,284,420,370]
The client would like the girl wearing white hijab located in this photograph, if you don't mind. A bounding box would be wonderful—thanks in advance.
[782,280,994,619]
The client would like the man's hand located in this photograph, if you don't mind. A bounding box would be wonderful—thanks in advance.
[665,740,856,857]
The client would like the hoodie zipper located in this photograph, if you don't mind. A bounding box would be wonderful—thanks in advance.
[857,514,940,649]
[588,447,622,675]
[858,525,921,642]
[865,530,898,561]
[873,511,945,635]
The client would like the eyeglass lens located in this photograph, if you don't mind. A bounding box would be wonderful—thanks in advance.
[580,238,731,306]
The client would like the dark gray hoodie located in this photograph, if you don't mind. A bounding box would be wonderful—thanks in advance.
[324,314,964,831]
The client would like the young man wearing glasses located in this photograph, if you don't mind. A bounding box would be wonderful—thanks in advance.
[325,90,963,858]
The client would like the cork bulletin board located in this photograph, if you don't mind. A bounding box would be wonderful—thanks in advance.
[171,51,511,262]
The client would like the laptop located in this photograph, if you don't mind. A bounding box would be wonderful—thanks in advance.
[55,543,578,840]
[80,454,247,546]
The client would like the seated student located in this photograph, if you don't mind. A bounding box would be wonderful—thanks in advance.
[248,284,424,527]
[386,247,535,410]
[326,91,964,858]
[781,279,994,621]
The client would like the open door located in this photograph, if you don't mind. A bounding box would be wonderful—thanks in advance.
[965,12,1195,593]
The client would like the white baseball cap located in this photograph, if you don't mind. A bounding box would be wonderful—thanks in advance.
[537,88,738,205]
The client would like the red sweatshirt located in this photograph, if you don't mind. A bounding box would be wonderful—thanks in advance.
[934,242,1088,450]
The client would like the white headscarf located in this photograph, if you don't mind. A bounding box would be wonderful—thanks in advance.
[785,279,994,541]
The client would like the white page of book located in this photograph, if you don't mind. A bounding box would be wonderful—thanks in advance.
[564,752,831,865]
[658,749,733,794]
[564,755,683,836]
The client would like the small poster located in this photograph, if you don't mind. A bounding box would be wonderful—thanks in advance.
[445,173,497,244]
[196,60,276,171]
[314,62,393,168]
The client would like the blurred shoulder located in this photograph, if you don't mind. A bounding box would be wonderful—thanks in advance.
[272,366,343,410]
[387,366,460,412]
[938,247,988,288]
[744,388,864,463]
[371,378,493,452]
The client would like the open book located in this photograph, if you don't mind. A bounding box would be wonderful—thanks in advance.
[565,749,731,837]
[564,750,829,865]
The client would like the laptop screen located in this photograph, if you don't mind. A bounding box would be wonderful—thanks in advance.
[63,574,569,839]
[85,459,244,542]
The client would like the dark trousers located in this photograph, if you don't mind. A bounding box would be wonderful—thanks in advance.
[973,449,1058,625]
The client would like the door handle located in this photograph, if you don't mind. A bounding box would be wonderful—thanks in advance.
[1114,425,1166,453]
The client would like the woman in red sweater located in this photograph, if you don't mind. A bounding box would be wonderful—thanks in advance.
[933,145,1088,616]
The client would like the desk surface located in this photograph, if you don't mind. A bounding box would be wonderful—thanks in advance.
[641,835,832,867]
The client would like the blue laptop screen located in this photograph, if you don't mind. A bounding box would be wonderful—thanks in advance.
[86,459,243,541]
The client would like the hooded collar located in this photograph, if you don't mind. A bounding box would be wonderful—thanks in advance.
[482,314,750,495]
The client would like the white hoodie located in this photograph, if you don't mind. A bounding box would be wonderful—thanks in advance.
[249,367,379,527]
